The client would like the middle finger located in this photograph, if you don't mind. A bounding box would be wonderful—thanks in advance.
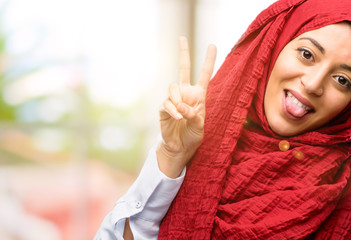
[178,36,191,86]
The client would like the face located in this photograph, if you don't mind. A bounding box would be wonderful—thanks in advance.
[264,22,351,136]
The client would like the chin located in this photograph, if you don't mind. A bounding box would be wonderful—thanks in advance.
[267,117,301,137]
[271,126,297,137]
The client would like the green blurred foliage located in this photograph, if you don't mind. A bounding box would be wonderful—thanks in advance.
[0,0,147,173]
[0,13,16,120]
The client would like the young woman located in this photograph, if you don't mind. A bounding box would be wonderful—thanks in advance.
[95,0,351,239]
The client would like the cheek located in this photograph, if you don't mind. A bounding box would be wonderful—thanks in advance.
[271,53,300,79]
[323,91,351,119]
[266,55,296,98]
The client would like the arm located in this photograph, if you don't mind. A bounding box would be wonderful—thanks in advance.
[95,37,216,240]
[122,37,217,239]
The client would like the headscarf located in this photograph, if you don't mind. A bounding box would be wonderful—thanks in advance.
[159,0,351,239]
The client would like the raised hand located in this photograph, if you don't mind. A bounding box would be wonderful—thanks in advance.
[157,36,217,178]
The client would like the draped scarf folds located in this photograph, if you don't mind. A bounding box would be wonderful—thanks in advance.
[159,0,351,239]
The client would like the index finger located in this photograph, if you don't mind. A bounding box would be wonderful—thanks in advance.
[178,36,191,86]
[197,44,217,91]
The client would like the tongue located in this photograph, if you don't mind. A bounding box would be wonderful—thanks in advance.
[286,95,308,118]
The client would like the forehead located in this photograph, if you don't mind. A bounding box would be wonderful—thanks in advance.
[292,23,351,51]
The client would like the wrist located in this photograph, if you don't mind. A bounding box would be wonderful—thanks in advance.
[156,142,188,179]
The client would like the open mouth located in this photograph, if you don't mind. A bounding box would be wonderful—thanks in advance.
[283,90,315,120]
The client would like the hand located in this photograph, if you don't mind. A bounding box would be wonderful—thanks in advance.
[157,36,217,178]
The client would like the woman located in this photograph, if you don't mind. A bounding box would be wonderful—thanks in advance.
[96,0,351,239]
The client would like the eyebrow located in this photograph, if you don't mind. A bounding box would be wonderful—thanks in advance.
[298,37,325,54]
[341,64,351,72]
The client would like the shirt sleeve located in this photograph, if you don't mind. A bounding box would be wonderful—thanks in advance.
[94,144,186,240]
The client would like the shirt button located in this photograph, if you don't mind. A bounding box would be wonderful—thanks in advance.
[135,200,142,209]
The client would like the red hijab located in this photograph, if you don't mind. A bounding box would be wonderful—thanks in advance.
[159,0,351,239]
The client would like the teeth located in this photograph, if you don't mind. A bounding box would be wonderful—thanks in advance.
[286,91,311,111]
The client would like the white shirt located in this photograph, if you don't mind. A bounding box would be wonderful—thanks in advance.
[94,144,186,240]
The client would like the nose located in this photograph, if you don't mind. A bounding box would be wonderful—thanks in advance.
[300,68,326,97]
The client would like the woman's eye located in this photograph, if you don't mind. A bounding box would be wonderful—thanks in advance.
[297,48,314,61]
[335,76,351,88]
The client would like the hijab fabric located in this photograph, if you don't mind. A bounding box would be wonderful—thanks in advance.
[159,0,351,239]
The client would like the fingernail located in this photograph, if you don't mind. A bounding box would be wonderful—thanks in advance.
[176,113,183,119]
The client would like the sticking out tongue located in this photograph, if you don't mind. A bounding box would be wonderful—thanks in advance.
[286,94,308,118]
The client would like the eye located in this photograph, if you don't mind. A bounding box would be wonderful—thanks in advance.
[334,75,351,89]
[297,48,314,62]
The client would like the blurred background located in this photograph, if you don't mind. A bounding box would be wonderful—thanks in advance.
[0,0,275,239]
